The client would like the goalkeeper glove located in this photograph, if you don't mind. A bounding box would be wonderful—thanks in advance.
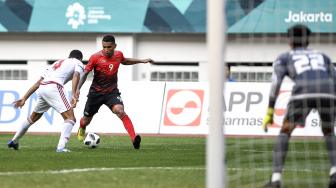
[262,107,274,132]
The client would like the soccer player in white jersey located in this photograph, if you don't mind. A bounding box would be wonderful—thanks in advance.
[8,50,84,152]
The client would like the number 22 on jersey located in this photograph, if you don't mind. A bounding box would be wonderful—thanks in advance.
[293,54,326,75]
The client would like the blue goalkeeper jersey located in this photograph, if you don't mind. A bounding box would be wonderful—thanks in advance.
[268,47,336,108]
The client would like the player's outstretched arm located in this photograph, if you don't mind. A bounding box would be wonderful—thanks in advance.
[13,77,43,108]
[122,58,154,65]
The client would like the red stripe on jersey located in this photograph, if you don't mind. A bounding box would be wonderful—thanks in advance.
[57,84,71,110]
[41,81,62,87]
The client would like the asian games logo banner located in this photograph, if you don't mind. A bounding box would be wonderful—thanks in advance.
[65,2,111,29]
[163,89,204,126]
[29,0,147,32]
[66,2,86,29]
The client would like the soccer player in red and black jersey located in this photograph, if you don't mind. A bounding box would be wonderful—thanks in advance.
[76,35,153,149]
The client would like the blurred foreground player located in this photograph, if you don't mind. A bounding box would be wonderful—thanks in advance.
[262,24,336,188]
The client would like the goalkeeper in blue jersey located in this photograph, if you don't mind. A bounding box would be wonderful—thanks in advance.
[262,24,336,188]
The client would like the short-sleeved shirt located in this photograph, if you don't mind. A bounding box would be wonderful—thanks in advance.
[269,48,336,108]
[85,50,125,94]
[42,58,84,86]
[35,58,84,113]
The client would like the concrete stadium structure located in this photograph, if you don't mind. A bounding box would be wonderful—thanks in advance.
[0,32,335,83]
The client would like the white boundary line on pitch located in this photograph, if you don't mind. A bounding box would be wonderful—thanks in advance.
[228,167,314,172]
[0,166,319,176]
[242,149,328,155]
[0,167,205,176]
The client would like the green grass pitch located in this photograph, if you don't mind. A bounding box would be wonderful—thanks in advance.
[0,134,331,188]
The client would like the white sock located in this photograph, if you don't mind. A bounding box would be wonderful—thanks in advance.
[330,166,336,176]
[57,120,75,150]
[12,117,34,143]
[271,172,281,182]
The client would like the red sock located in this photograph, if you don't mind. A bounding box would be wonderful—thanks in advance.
[80,118,86,129]
[121,115,136,141]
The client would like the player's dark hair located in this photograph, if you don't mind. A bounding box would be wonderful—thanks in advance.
[102,35,115,43]
[287,24,311,48]
[69,50,83,60]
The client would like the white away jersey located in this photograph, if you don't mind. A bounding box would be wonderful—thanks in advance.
[42,58,84,86]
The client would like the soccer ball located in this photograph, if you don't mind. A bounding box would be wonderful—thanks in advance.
[83,133,100,148]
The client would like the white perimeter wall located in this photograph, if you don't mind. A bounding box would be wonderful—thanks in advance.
[0,33,335,82]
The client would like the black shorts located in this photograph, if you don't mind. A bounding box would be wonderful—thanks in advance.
[83,88,123,117]
[284,97,336,126]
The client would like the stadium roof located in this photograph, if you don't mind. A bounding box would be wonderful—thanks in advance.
[0,0,334,33]
[228,0,335,33]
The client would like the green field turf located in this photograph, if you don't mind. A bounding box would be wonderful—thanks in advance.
[0,134,331,188]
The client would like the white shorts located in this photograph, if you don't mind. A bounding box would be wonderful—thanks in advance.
[34,83,71,114]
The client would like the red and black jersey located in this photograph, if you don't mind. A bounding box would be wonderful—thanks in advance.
[85,50,125,94]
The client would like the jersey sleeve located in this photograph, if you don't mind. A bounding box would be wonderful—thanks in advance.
[114,50,125,63]
[323,54,336,90]
[323,54,334,75]
[74,60,85,74]
[268,54,288,108]
[85,55,96,72]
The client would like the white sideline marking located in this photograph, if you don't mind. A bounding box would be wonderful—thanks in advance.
[228,167,314,172]
[0,166,205,176]
[243,149,328,155]
[0,166,319,176]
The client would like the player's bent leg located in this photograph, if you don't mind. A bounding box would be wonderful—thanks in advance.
[120,115,136,140]
[57,119,75,152]
[323,131,336,167]
[8,112,43,150]
[57,110,76,152]
[265,121,294,187]
[322,123,336,188]
[112,105,138,148]
[112,104,141,149]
